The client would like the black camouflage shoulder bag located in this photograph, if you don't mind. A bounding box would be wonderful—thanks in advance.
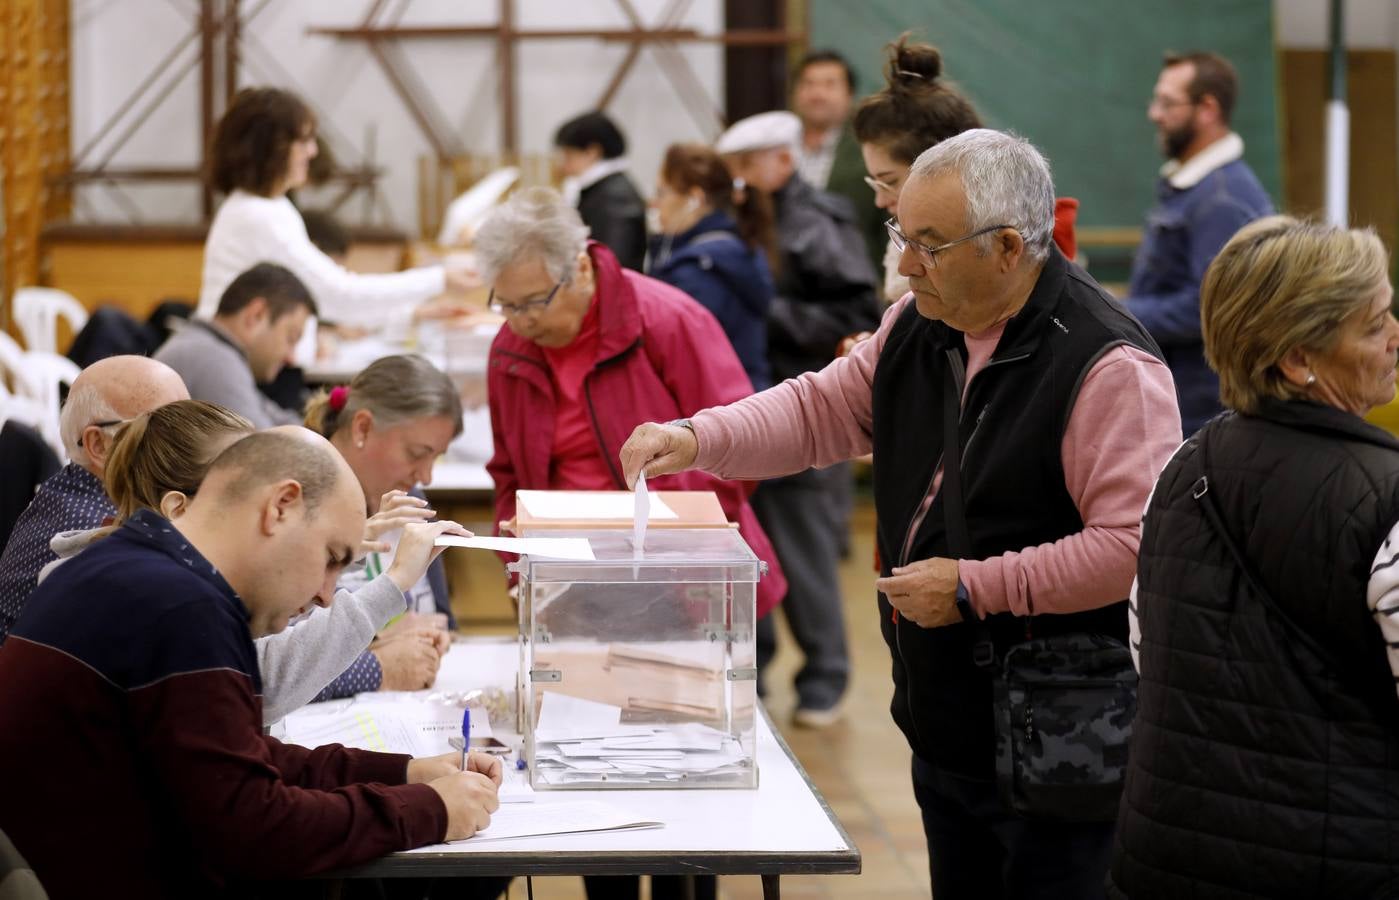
[940,362,1136,822]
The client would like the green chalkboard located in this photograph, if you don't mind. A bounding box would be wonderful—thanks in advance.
[810,0,1281,229]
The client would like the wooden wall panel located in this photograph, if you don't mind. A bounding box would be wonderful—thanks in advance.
[1281,49,1398,251]
[1,0,71,329]
[41,229,410,332]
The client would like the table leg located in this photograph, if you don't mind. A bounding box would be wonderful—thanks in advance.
[761,873,780,899]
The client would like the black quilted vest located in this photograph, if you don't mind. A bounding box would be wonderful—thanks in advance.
[1110,401,1399,899]
[870,248,1162,776]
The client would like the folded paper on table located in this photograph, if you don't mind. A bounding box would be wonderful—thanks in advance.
[444,800,662,843]
[518,489,678,521]
[435,534,595,561]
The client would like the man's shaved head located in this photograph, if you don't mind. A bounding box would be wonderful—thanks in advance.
[61,355,188,471]
[179,426,367,637]
[204,428,350,516]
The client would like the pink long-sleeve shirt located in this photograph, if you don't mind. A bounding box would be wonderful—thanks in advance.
[692,294,1183,619]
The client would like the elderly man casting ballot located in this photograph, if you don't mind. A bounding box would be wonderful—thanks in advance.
[621,129,1183,899]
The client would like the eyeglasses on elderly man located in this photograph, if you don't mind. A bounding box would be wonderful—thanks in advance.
[885,218,1016,269]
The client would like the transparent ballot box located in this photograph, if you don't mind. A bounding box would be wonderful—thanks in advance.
[513,528,764,790]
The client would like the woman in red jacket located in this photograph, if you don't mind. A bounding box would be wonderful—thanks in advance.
[477,186,784,612]
[476,186,783,900]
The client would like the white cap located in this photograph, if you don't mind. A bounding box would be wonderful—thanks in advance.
[715,110,802,155]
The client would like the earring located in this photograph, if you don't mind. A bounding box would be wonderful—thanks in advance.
[1306,373,1317,386]
[356,440,365,449]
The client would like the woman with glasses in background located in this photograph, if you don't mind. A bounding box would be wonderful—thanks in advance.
[853,34,1078,303]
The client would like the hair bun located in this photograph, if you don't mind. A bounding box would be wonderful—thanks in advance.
[888,37,943,88]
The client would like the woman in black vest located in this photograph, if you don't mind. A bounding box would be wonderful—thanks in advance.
[1111,216,1399,898]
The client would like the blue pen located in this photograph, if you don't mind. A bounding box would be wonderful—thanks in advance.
[460,706,470,770]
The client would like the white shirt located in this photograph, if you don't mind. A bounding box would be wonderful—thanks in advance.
[199,190,446,327]
[796,128,840,191]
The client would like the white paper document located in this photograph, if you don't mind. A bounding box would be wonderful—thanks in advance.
[282,697,493,759]
[435,534,595,561]
[633,470,648,560]
[517,490,678,521]
[534,692,623,742]
[454,800,662,843]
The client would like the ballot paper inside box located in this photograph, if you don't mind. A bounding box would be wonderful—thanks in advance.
[511,528,765,790]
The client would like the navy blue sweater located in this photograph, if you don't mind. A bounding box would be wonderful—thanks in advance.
[1126,156,1273,436]
[648,211,774,391]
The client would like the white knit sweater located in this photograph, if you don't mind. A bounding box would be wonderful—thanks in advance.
[199,190,445,327]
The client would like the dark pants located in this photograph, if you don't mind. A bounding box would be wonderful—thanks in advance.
[583,874,716,899]
[752,466,851,710]
[911,755,1113,900]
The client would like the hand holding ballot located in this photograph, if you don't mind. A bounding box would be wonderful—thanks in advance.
[618,421,700,489]
[875,557,962,629]
[387,519,474,593]
[361,490,437,556]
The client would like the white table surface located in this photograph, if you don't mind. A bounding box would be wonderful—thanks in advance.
[306,639,860,880]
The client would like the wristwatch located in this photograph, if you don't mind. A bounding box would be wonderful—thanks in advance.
[666,418,695,433]
[954,579,975,622]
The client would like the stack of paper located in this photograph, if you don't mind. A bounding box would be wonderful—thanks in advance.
[530,693,750,786]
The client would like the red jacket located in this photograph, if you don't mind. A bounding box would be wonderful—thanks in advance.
[488,243,786,616]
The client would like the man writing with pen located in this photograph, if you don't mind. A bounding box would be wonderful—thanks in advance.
[0,428,502,899]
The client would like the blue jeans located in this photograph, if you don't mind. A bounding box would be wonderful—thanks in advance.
[911,755,1113,900]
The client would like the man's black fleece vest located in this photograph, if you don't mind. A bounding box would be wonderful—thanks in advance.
[870,248,1163,777]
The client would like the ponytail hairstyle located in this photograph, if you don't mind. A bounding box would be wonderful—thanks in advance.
[852,34,983,166]
[104,400,255,522]
[661,142,778,273]
[304,354,464,440]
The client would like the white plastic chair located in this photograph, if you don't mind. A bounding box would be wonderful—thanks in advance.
[23,351,81,460]
[0,333,53,454]
[0,332,75,461]
[0,331,37,398]
[13,287,89,355]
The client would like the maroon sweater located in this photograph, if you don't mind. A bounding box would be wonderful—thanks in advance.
[0,511,447,898]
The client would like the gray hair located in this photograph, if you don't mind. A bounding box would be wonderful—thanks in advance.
[304,354,463,439]
[60,381,121,466]
[908,128,1056,261]
[473,186,591,283]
